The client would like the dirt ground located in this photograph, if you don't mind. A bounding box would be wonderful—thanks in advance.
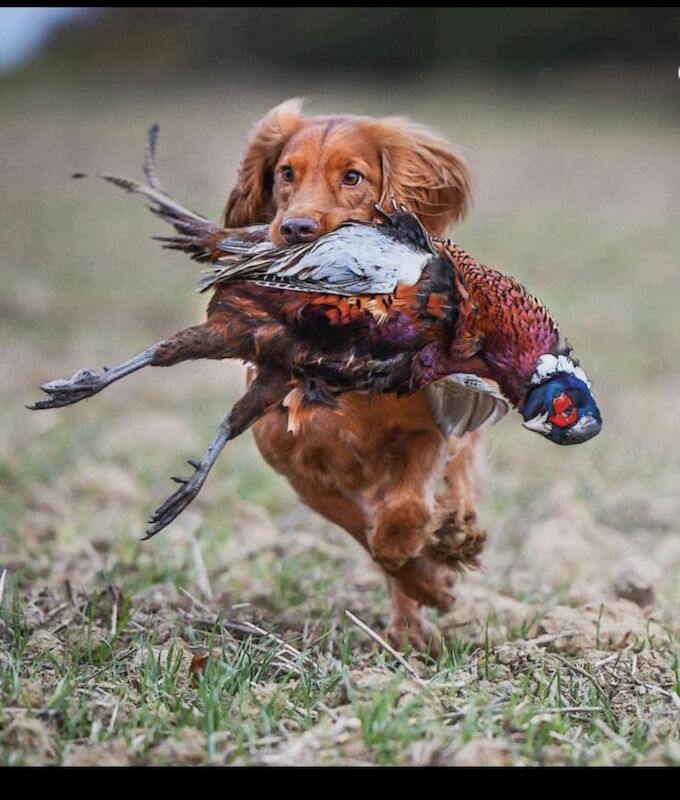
[1,74,679,765]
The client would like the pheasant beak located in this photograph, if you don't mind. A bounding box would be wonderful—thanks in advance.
[522,411,551,435]
[565,413,601,444]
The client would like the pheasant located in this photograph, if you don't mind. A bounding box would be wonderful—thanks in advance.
[29,129,602,545]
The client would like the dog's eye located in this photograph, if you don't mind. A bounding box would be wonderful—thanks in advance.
[280,166,294,183]
[342,170,363,187]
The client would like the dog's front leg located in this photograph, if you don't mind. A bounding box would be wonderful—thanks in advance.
[427,431,487,572]
[366,427,446,571]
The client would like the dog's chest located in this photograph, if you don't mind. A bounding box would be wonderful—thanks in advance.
[251,389,446,500]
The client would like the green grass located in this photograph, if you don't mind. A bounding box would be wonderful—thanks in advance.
[1,71,679,765]
[1,576,678,764]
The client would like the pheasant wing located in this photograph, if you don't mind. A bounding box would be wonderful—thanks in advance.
[425,374,509,438]
[200,223,432,295]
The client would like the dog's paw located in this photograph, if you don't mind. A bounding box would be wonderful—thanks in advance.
[368,502,429,571]
[391,558,456,613]
[426,511,487,571]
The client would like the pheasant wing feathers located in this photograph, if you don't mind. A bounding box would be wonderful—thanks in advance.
[97,171,225,259]
[425,374,509,438]
[200,224,431,295]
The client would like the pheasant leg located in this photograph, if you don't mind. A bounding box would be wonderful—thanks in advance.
[28,323,232,411]
[144,365,291,540]
[28,344,161,410]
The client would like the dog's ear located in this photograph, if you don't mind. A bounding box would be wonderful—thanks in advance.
[368,118,472,236]
[223,98,305,226]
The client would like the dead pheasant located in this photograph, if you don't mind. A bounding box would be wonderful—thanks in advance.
[30,127,602,541]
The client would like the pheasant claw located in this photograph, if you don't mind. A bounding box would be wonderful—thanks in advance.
[143,412,233,540]
[144,463,210,539]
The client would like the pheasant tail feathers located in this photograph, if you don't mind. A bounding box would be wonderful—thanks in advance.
[74,125,225,263]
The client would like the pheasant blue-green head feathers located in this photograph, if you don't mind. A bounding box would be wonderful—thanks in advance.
[522,354,602,445]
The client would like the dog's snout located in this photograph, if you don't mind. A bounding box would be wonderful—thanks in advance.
[280,216,320,244]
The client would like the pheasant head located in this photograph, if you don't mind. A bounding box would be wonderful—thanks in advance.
[521,353,602,445]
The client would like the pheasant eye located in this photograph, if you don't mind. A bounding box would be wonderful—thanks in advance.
[548,392,579,428]
[280,166,294,183]
[342,170,363,187]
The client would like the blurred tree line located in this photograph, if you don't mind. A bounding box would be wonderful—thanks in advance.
[30,7,680,79]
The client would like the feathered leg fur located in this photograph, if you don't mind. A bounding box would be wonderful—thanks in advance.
[427,432,487,571]
[366,426,447,571]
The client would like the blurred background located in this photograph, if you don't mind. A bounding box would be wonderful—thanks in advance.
[2,7,680,77]
[1,6,680,766]
[1,0,680,736]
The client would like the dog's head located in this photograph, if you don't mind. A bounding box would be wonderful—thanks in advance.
[224,99,472,245]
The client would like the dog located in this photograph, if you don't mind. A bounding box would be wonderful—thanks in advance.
[223,99,480,651]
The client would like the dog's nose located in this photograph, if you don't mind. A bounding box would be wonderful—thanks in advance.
[280,217,320,244]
